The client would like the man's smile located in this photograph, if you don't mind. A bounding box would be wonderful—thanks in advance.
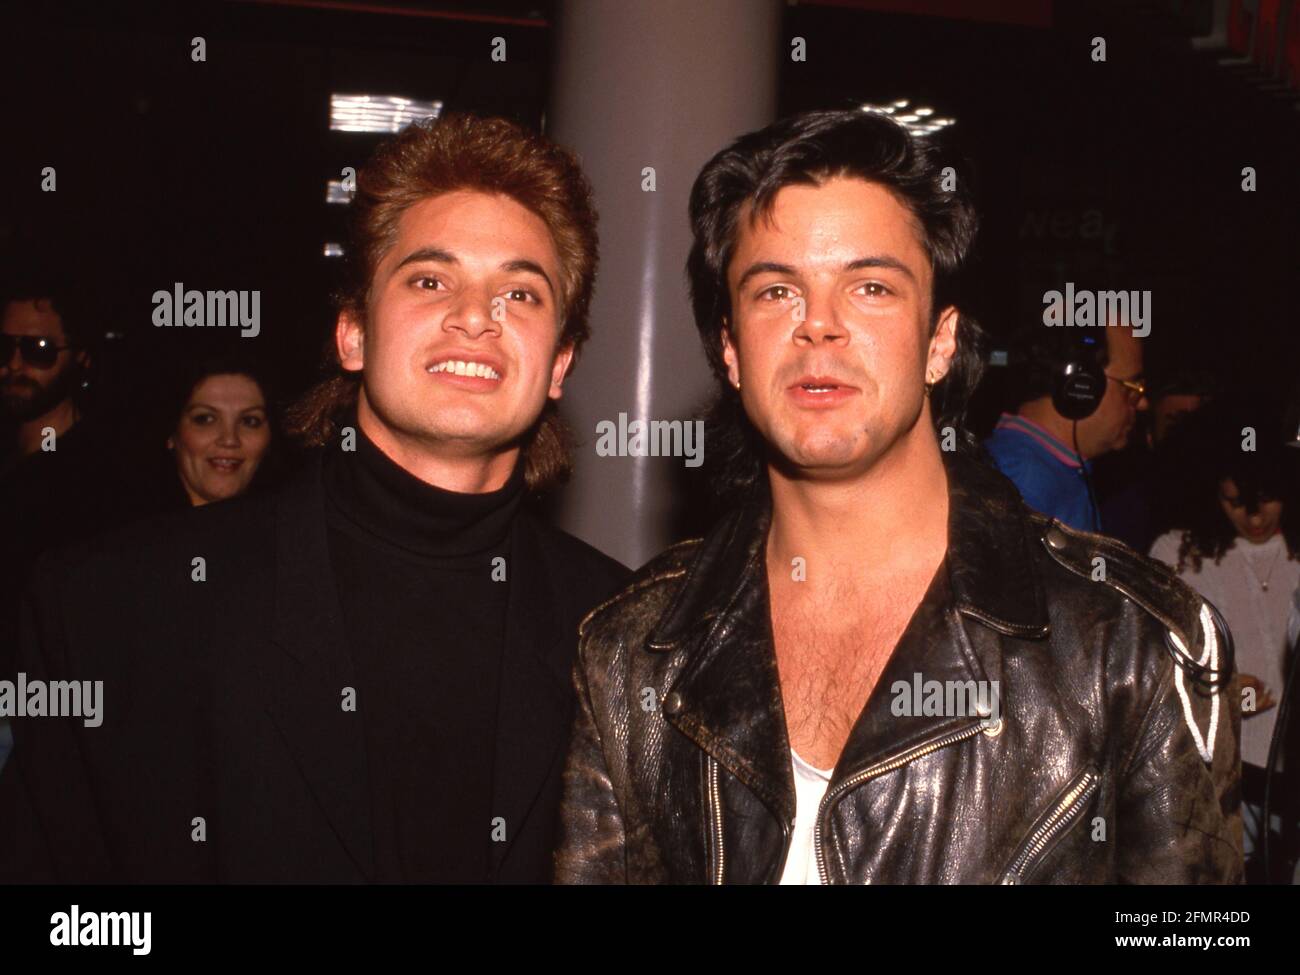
[424,353,505,390]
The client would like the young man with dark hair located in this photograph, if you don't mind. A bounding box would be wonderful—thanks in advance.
[0,114,628,883]
[555,109,1240,884]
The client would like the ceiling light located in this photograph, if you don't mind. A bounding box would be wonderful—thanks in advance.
[325,180,354,205]
[329,94,444,133]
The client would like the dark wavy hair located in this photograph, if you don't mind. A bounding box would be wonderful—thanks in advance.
[285,112,598,494]
[686,109,985,504]
[0,263,97,348]
[1166,406,1300,573]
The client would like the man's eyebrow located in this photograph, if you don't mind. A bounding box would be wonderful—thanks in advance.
[500,259,555,297]
[390,249,555,297]
[735,255,918,291]
[844,255,917,282]
[393,247,458,272]
[736,261,797,290]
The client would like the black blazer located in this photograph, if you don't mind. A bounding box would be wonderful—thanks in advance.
[0,454,628,883]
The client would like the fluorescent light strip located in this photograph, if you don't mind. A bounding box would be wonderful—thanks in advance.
[329,94,444,133]
[325,180,355,204]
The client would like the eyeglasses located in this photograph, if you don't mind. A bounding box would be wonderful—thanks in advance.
[1106,374,1146,402]
[0,334,74,369]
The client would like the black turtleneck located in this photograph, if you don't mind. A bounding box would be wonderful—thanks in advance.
[322,423,525,883]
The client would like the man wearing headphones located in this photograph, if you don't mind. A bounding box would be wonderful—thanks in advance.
[984,316,1148,532]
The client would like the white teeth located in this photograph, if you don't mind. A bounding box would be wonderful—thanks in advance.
[428,359,501,380]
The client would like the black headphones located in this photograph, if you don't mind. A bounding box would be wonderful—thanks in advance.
[988,331,1108,420]
[985,330,1106,531]
[1049,332,1107,421]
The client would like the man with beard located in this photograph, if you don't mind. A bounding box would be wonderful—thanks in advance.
[0,285,88,464]
[0,281,125,771]
[554,110,1240,884]
[0,114,628,881]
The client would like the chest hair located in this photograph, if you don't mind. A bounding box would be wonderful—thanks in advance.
[770,569,931,767]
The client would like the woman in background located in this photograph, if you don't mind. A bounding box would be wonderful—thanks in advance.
[164,354,278,507]
[1148,408,1300,874]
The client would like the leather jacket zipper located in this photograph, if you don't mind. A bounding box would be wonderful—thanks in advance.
[814,720,988,884]
[1000,767,1099,884]
[706,755,725,884]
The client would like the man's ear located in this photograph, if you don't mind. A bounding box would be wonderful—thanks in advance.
[548,342,576,400]
[720,321,740,388]
[926,306,960,383]
[336,310,365,373]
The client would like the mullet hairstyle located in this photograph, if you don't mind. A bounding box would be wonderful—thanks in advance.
[286,112,599,494]
[686,109,986,506]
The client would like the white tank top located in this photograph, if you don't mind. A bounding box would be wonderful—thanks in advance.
[778,749,834,885]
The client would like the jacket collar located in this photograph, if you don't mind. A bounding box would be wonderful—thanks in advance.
[649,452,1049,650]
[265,452,570,882]
[646,452,1049,822]
[944,452,1051,638]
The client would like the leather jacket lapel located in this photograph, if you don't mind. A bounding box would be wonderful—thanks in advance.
[945,454,1050,639]
[648,491,796,827]
[832,567,994,785]
[833,455,1051,781]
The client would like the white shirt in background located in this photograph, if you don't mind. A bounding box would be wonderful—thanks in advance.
[779,748,834,885]
[1149,530,1299,769]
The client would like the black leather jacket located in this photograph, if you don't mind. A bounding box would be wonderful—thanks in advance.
[555,453,1242,884]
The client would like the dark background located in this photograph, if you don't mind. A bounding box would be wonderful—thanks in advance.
[2,0,1296,440]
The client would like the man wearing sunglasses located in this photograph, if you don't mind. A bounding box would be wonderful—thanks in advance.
[985,320,1148,532]
[0,282,97,773]
[0,289,90,460]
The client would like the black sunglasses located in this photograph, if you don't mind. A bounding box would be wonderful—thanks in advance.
[0,334,74,369]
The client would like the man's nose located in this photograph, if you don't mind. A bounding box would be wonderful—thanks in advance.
[444,290,501,338]
[794,296,848,344]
